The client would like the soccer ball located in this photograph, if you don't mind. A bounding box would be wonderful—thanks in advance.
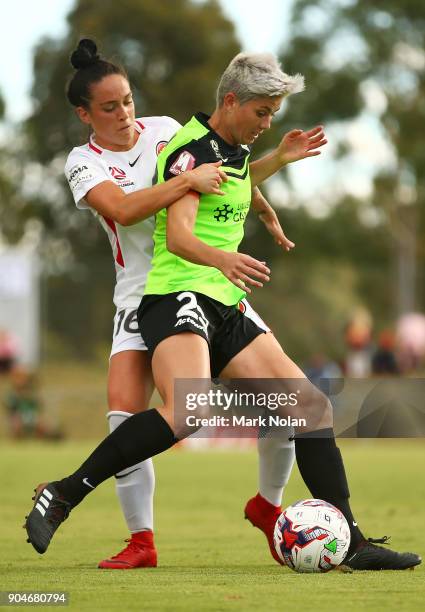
[273,499,351,573]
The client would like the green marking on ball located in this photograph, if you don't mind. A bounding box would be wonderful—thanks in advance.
[325,538,338,554]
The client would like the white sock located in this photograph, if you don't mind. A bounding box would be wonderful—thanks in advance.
[257,427,295,507]
[107,411,155,533]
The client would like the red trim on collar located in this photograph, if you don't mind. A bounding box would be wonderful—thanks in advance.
[89,140,102,154]
[135,120,145,131]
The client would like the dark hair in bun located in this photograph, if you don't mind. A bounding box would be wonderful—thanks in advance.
[70,38,100,70]
[67,38,128,109]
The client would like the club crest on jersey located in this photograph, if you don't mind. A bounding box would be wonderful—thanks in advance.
[169,150,196,175]
[109,166,127,180]
[156,140,168,156]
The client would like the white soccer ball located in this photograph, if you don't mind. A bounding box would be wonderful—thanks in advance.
[273,499,351,573]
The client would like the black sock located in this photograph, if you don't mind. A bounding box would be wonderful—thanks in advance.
[295,428,364,553]
[55,409,177,508]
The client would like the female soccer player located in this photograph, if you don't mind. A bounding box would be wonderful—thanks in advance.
[61,39,309,569]
[64,38,228,569]
[26,50,419,571]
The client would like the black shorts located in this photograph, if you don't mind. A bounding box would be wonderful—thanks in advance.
[138,291,267,377]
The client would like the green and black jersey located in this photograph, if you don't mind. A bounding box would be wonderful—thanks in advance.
[144,112,251,305]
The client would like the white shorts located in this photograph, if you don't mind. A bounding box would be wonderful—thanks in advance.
[110,299,270,357]
[110,307,147,357]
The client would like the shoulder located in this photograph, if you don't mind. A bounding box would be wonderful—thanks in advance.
[138,115,182,131]
[65,145,101,172]
[160,139,213,180]
[64,145,107,191]
[161,118,217,175]
[137,116,182,139]
[135,116,183,158]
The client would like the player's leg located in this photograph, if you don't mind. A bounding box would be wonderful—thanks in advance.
[221,332,421,570]
[244,430,294,566]
[228,301,295,565]
[24,332,210,554]
[240,301,295,507]
[99,343,157,569]
[221,331,361,548]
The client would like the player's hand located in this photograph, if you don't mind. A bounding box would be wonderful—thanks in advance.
[217,252,270,294]
[277,125,327,165]
[259,207,295,252]
[188,161,228,195]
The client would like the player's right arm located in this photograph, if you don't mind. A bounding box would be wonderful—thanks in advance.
[166,193,270,293]
[65,154,226,226]
[85,162,226,225]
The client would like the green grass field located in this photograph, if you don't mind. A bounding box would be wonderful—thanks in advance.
[1,440,424,611]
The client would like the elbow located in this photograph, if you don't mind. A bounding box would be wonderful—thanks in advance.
[115,209,134,227]
[119,216,133,227]
[166,232,184,256]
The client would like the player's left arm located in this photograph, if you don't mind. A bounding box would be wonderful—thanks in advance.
[249,125,327,187]
[251,187,295,252]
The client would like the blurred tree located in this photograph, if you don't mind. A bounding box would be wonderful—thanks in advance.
[277,0,425,318]
[243,196,392,362]
[22,0,240,358]
[0,90,29,244]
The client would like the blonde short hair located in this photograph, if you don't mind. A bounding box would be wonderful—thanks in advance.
[216,52,304,107]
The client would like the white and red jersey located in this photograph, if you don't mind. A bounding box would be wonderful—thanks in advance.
[65,116,181,309]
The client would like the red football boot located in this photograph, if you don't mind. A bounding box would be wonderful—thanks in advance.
[244,493,284,565]
[98,531,157,569]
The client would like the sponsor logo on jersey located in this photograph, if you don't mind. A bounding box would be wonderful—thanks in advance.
[108,166,135,188]
[68,164,88,182]
[109,166,127,180]
[156,140,168,156]
[213,201,250,223]
[169,150,196,175]
[67,163,94,188]
[210,139,228,162]
[128,153,141,167]
[213,203,233,222]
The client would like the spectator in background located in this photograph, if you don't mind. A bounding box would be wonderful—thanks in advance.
[371,330,399,376]
[5,366,63,440]
[396,313,425,374]
[0,328,19,374]
[304,353,343,404]
[304,353,342,387]
[344,309,373,378]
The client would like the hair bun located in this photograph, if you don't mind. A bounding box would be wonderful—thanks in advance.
[70,39,100,70]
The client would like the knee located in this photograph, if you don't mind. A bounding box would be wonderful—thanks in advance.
[296,385,333,428]
[108,388,146,414]
[305,390,332,416]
